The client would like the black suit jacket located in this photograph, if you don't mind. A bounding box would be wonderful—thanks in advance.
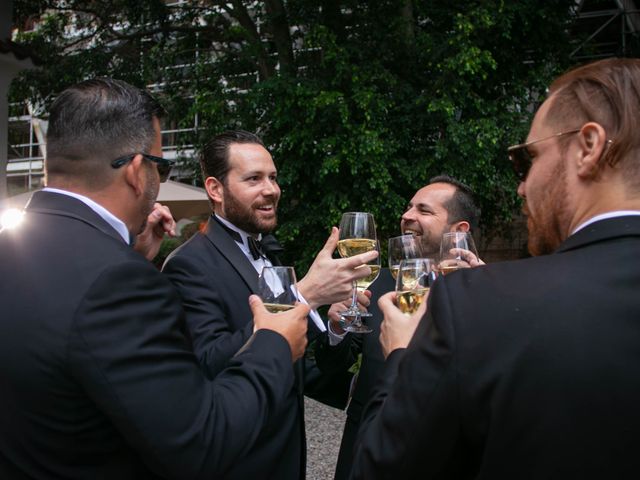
[163,215,352,479]
[332,269,394,480]
[0,191,297,480]
[352,216,640,479]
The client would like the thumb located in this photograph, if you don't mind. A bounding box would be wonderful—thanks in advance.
[318,226,339,257]
[249,294,268,315]
[377,291,398,314]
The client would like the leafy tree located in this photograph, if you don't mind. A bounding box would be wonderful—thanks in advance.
[11,0,579,271]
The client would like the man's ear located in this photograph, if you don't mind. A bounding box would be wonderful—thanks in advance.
[124,154,146,197]
[452,221,470,233]
[576,122,609,179]
[205,176,224,204]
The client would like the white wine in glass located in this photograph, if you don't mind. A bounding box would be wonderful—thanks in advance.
[439,232,479,276]
[337,212,377,333]
[395,258,435,316]
[354,241,381,291]
[258,266,298,313]
[388,234,423,280]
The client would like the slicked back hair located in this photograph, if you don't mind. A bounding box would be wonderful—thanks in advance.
[547,58,640,184]
[428,175,480,231]
[46,77,165,189]
[200,130,265,185]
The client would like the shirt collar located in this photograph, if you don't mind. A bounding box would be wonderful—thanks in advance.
[572,210,640,234]
[215,214,262,246]
[43,187,131,244]
[214,214,268,272]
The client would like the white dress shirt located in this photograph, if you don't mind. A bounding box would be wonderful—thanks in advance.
[215,214,327,333]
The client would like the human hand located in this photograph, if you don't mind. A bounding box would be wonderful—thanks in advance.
[133,203,176,260]
[328,290,372,334]
[446,248,485,268]
[249,295,310,362]
[378,291,426,358]
[297,227,378,310]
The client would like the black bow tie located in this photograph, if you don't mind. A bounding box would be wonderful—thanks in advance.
[247,236,266,260]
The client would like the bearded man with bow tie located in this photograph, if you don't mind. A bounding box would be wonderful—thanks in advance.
[162,130,375,480]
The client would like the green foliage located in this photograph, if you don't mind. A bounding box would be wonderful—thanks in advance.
[11,0,579,271]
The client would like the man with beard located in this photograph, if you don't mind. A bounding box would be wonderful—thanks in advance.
[162,129,377,479]
[351,57,640,479]
[0,78,315,479]
[332,175,481,480]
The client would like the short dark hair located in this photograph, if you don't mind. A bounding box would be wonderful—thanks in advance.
[46,77,165,188]
[428,174,480,231]
[200,130,265,184]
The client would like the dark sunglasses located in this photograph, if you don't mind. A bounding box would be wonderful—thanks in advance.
[507,129,580,181]
[111,153,175,182]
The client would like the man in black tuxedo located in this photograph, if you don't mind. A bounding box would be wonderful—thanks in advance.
[352,57,640,479]
[332,175,480,480]
[0,78,313,479]
[162,130,377,479]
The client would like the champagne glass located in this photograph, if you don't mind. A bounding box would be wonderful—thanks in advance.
[395,258,436,315]
[439,232,479,275]
[337,212,378,334]
[388,234,423,281]
[257,266,298,313]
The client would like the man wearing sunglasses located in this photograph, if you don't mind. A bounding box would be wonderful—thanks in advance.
[0,77,313,479]
[351,57,640,479]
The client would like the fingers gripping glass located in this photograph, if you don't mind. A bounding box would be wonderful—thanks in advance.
[507,129,580,181]
[111,153,175,182]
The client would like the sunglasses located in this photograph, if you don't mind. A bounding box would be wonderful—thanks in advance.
[507,129,580,181]
[111,153,175,183]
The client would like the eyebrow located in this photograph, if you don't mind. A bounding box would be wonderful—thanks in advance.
[410,202,434,211]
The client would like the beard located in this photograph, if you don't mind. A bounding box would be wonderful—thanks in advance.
[419,230,445,258]
[223,185,278,235]
[525,158,571,256]
[137,165,161,235]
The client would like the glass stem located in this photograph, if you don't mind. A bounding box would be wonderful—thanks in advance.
[350,281,358,310]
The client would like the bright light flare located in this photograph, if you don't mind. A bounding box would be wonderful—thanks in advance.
[1,209,25,230]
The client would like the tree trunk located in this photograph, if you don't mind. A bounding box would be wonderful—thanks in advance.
[265,0,295,76]
[229,0,275,80]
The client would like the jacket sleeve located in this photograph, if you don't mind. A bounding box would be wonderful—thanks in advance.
[162,253,255,378]
[68,260,294,480]
[351,278,463,479]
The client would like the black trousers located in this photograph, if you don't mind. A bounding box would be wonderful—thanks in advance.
[334,414,360,480]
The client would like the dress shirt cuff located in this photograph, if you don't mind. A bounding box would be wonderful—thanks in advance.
[295,291,327,333]
[327,321,347,346]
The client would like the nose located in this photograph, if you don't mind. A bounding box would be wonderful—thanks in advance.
[516,180,526,198]
[401,207,416,223]
[262,178,279,196]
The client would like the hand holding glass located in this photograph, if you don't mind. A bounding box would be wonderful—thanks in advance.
[439,232,479,275]
[337,212,379,333]
[395,258,435,315]
[257,266,298,313]
[388,234,423,280]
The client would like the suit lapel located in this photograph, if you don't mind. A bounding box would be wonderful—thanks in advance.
[25,191,127,245]
[204,216,260,293]
[556,216,640,254]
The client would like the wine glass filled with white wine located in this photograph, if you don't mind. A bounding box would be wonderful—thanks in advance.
[257,266,299,313]
[395,258,435,316]
[337,212,379,333]
[439,232,479,275]
[388,234,423,280]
